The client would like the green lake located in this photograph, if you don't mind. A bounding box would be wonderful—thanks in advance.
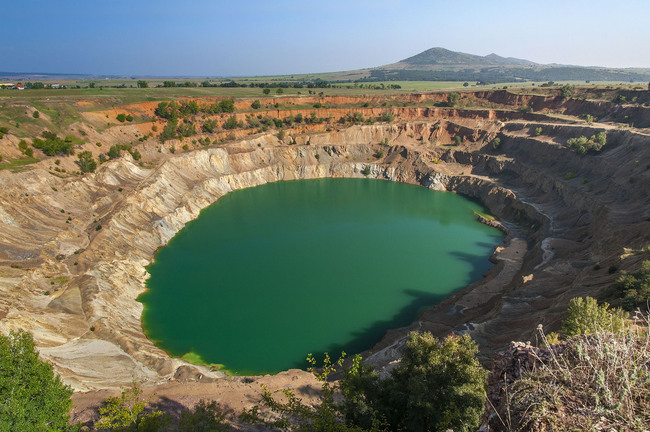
[140,178,503,375]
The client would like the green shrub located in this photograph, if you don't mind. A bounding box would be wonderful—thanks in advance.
[32,111,40,119]
[107,145,121,159]
[560,84,575,99]
[566,132,606,154]
[246,116,260,128]
[611,261,650,311]
[341,332,487,432]
[379,111,394,122]
[116,113,126,122]
[564,172,576,180]
[447,92,460,107]
[534,127,542,136]
[177,121,196,137]
[159,119,178,141]
[454,136,462,146]
[202,119,218,133]
[491,137,501,149]
[32,132,74,156]
[78,151,97,173]
[217,99,235,113]
[0,330,74,431]
[561,296,627,337]
[362,166,371,176]
[223,116,239,130]
[251,100,261,109]
[95,381,163,430]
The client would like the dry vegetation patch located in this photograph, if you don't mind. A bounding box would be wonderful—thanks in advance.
[488,317,650,431]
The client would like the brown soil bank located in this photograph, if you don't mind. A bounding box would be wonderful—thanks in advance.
[0,95,649,405]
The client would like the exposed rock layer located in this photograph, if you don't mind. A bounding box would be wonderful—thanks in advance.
[1,107,649,390]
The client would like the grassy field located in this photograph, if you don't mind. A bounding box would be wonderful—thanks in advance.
[0,156,40,172]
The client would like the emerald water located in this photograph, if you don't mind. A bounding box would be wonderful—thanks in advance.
[140,178,503,375]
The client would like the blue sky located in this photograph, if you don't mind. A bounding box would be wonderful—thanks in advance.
[2,0,649,76]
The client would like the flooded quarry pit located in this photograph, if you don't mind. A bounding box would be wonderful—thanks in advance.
[140,178,503,374]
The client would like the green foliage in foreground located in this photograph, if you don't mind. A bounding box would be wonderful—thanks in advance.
[561,296,627,338]
[611,260,650,311]
[242,354,371,432]
[566,132,606,154]
[342,333,487,432]
[0,330,75,431]
[95,381,162,430]
[241,332,487,432]
[95,381,230,431]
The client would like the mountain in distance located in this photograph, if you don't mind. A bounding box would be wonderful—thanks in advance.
[361,47,650,84]
[394,47,537,68]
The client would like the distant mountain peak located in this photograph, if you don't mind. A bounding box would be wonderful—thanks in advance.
[399,47,536,67]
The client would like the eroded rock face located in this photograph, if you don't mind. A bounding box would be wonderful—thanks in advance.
[0,118,648,390]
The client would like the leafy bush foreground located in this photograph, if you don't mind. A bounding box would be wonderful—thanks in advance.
[0,330,75,431]
[242,332,488,432]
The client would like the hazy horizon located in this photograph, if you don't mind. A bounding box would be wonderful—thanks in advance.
[2,0,649,76]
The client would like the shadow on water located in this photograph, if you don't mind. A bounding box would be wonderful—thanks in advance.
[476,240,502,250]
[300,288,448,368]
[448,250,494,283]
[297,251,497,369]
